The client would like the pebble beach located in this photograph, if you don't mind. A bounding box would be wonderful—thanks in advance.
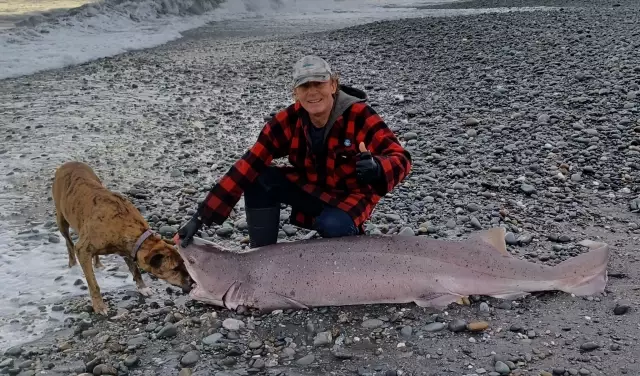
[0,0,639,375]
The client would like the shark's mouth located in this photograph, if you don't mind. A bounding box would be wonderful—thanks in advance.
[180,256,201,297]
[180,258,215,303]
[173,235,201,295]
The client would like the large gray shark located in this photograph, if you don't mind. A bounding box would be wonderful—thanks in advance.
[173,227,610,312]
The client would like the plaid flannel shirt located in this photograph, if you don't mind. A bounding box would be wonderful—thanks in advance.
[198,100,412,231]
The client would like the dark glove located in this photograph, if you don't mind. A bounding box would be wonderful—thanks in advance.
[356,144,382,184]
[177,213,203,248]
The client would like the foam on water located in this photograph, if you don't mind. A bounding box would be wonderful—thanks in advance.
[0,220,136,350]
[0,0,465,80]
[0,0,228,79]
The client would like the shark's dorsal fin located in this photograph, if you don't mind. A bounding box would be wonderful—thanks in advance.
[471,227,511,257]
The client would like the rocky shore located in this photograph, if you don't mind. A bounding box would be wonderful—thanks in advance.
[0,0,639,375]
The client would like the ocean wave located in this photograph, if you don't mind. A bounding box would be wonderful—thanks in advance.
[13,0,227,28]
[0,0,299,80]
[0,0,435,80]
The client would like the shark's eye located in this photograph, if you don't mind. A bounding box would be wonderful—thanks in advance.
[150,254,164,268]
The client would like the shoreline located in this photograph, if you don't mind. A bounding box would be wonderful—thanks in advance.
[0,1,562,82]
[0,0,639,374]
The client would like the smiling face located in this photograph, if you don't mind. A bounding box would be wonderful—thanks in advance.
[294,79,338,119]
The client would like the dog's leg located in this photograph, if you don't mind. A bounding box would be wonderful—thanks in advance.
[124,257,152,297]
[93,255,105,269]
[76,238,108,315]
[56,211,76,268]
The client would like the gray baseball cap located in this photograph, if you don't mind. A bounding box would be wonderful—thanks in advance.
[292,55,332,88]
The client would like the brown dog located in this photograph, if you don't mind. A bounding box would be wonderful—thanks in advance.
[51,161,191,315]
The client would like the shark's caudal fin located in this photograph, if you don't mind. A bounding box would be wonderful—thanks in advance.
[551,240,610,296]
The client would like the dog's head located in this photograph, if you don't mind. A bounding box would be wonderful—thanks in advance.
[137,234,192,292]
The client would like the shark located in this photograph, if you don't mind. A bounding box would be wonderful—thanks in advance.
[173,227,610,312]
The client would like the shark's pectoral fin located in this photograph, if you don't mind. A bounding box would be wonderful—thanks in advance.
[414,293,464,309]
[470,227,512,257]
[255,292,310,313]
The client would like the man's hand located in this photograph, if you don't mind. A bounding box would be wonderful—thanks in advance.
[177,213,203,248]
[355,142,382,184]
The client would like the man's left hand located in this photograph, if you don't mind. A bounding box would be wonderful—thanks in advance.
[355,142,382,184]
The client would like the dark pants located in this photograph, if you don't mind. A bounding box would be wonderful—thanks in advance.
[243,167,358,239]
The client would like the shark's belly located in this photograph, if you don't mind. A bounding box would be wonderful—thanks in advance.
[248,253,444,307]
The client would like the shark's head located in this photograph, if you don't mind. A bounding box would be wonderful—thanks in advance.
[173,234,231,306]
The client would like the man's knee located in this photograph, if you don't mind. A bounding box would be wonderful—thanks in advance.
[313,208,358,238]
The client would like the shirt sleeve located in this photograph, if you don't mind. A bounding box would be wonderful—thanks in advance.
[356,104,412,196]
[197,106,294,226]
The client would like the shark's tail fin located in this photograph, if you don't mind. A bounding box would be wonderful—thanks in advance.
[552,240,610,296]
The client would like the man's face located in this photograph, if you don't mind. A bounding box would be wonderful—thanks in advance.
[294,80,337,117]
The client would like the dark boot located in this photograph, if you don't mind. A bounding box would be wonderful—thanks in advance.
[245,206,280,248]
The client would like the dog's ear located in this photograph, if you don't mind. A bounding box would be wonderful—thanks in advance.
[149,253,164,268]
[142,242,182,271]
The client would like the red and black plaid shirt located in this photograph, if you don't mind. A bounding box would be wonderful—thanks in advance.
[199,100,412,231]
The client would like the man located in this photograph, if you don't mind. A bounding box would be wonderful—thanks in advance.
[178,55,411,248]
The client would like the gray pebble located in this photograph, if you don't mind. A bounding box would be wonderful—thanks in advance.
[180,350,200,367]
[580,342,600,351]
[448,319,467,333]
[156,324,177,339]
[400,325,413,338]
[424,322,446,332]
[282,225,297,236]
[215,226,234,237]
[296,354,315,366]
[0,359,14,368]
[398,227,415,236]
[466,117,480,126]
[222,318,243,331]
[520,184,536,195]
[403,132,418,140]
[3,346,22,356]
[93,364,118,375]
[517,233,533,245]
[614,300,631,315]
[158,226,177,237]
[202,333,223,345]
[361,319,384,329]
[494,361,511,375]
[123,355,139,368]
[313,331,332,347]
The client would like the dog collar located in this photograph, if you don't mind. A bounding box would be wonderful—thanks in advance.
[132,228,155,260]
